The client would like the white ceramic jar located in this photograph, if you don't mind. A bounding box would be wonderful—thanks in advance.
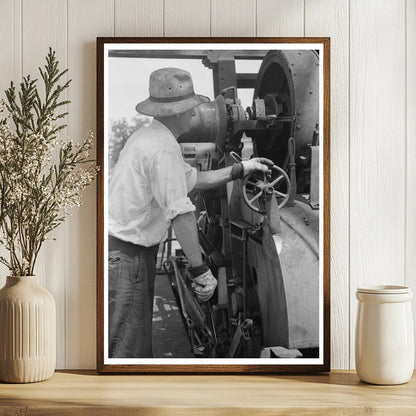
[355,285,414,385]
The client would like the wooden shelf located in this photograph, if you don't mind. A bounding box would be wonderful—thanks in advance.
[0,370,415,415]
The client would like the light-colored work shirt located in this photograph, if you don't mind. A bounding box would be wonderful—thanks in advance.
[108,119,197,247]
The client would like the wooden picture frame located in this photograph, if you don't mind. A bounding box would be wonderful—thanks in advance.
[97,37,330,373]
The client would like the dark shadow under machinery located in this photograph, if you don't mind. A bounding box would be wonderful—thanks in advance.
[166,50,320,359]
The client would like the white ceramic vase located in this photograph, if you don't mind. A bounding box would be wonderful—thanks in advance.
[0,276,56,383]
[355,285,414,385]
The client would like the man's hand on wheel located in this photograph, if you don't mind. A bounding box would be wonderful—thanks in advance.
[189,264,217,302]
[241,157,274,176]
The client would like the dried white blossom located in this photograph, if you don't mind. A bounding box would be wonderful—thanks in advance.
[0,50,97,276]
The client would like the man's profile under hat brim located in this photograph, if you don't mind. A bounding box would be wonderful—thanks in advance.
[136,93,205,117]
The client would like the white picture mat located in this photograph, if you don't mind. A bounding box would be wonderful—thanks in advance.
[103,42,325,365]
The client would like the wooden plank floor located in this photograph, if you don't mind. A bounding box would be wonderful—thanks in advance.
[0,371,415,415]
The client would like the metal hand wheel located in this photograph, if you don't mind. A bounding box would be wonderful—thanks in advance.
[242,164,291,213]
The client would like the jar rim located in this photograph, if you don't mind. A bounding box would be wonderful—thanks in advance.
[357,285,411,294]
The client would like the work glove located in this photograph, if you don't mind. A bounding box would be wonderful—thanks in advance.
[241,157,274,176]
[189,264,217,302]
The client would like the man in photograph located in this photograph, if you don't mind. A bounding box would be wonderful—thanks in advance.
[108,67,272,358]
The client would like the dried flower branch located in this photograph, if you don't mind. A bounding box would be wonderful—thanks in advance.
[0,48,96,276]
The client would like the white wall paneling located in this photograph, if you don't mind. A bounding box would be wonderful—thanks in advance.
[67,0,114,370]
[211,0,256,37]
[22,0,68,369]
[406,0,416,364]
[164,0,210,37]
[0,0,414,369]
[0,0,21,286]
[115,0,163,37]
[0,0,21,99]
[349,0,406,368]
[257,0,304,37]
[305,0,350,370]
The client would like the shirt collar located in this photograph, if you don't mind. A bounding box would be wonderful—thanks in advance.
[151,118,174,135]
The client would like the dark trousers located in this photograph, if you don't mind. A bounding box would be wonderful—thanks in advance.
[108,235,159,358]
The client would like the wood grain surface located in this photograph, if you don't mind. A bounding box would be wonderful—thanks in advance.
[22,0,68,369]
[211,0,256,37]
[349,0,406,369]
[115,0,163,37]
[0,0,414,371]
[0,370,415,415]
[165,0,210,37]
[305,0,349,371]
[257,0,304,37]
[406,0,416,367]
[67,0,114,370]
[0,0,21,293]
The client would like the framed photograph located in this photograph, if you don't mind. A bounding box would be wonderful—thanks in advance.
[97,37,330,373]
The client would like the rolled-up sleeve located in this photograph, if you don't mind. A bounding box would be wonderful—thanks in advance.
[150,149,196,220]
[184,162,197,193]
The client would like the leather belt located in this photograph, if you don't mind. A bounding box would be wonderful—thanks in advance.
[108,235,158,258]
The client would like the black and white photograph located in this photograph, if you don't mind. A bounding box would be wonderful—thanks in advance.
[97,39,330,373]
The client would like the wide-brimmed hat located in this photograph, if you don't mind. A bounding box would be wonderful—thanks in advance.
[136,68,204,117]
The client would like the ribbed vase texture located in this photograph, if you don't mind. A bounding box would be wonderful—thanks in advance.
[0,276,56,383]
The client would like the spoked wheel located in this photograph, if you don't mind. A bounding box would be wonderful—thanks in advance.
[242,165,291,213]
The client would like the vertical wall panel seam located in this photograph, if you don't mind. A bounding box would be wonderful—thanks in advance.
[210,0,212,37]
[64,0,69,369]
[9,1,13,83]
[348,0,351,369]
[255,0,257,37]
[113,0,115,37]
[404,0,407,286]
[163,0,165,37]
[303,0,305,37]
[20,0,23,80]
